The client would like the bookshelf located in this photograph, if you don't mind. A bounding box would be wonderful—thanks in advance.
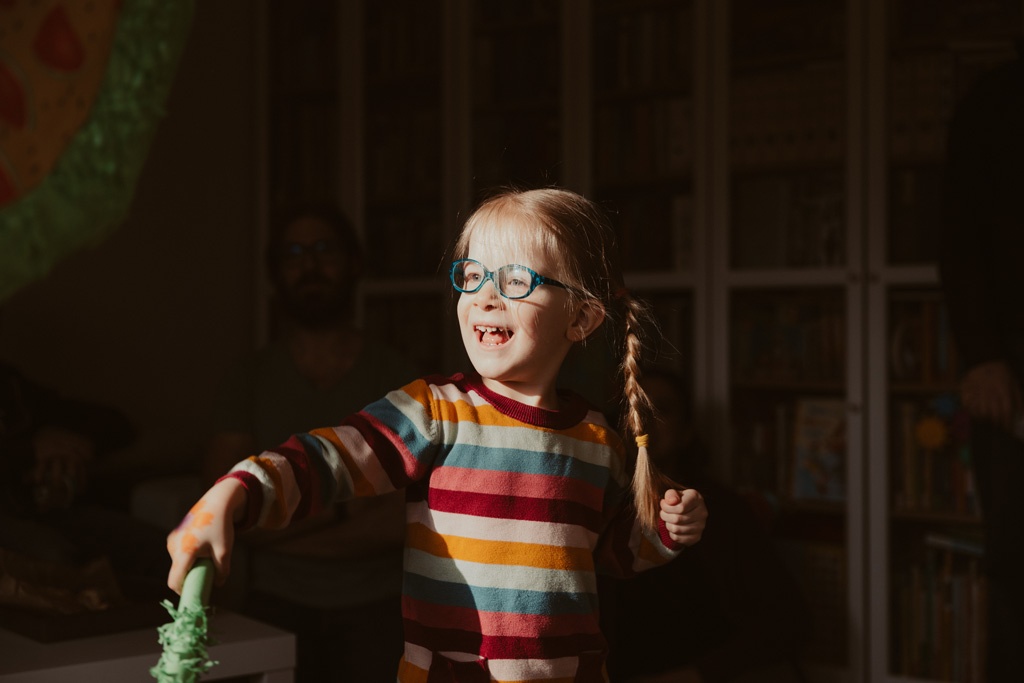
[711,1,863,679]
[262,1,1024,680]
[866,1,1022,682]
[265,0,340,213]
[471,2,563,198]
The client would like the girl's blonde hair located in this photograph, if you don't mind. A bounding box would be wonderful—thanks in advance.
[453,186,680,532]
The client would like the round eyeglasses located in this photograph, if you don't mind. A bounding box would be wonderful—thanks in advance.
[282,239,341,263]
[450,259,570,300]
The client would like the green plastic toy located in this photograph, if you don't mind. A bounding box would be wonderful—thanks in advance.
[150,558,218,682]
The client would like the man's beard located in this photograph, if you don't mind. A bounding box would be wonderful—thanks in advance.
[278,274,354,330]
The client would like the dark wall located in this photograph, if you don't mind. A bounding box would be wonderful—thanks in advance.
[0,0,260,474]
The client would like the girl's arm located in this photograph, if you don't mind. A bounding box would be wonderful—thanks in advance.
[166,477,247,594]
[594,487,707,578]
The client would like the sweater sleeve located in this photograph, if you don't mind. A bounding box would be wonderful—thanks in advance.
[224,378,441,530]
[591,443,684,578]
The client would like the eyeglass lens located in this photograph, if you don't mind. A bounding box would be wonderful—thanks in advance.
[453,261,535,299]
[284,239,339,260]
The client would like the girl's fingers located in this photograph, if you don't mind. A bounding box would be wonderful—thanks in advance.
[166,546,193,594]
[662,488,682,507]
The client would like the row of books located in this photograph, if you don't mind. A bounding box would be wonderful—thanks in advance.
[593,97,694,184]
[888,290,958,386]
[474,0,558,25]
[887,165,944,266]
[730,296,846,385]
[592,3,694,94]
[268,0,338,95]
[776,539,848,666]
[269,100,339,211]
[889,0,1022,44]
[891,535,987,681]
[366,108,442,202]
[889,45,1019,162]
[362,292,447,376]
[733,397,847,503]
[732,392,978,516]
[730,62,845,169]
[731,0,845,67]
[472,30,560,108]
[730,170,846,268]
[608,191,693,273]
[472,111,561,192]
[364,208,445,279]
[891,399,979,518]
[364,1,441,80]
[889,51,957,161]
[734,390,983,516]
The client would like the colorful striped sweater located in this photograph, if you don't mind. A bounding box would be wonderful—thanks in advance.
[225,372,682,682]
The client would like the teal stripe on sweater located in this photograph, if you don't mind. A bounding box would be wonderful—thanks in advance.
[404,571,598,616]
[442,443,608,487]
[360,394,436,464]
[295,432,342,504]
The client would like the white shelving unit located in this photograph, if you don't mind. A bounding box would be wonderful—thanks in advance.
[261,2,1024,680]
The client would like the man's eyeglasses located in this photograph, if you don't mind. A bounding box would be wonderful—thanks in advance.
[450,259,569,300]
[282,239,340,262]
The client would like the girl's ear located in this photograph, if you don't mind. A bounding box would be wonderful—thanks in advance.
[567,300,606,342]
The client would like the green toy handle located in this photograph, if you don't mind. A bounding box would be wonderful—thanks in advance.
[179,558,214,612]
[150,558,218,682]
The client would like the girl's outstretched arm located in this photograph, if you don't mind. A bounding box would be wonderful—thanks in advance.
[166,477,247,594]
[660,488,707,546]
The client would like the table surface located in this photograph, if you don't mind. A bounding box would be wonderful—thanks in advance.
[0,610,295,682]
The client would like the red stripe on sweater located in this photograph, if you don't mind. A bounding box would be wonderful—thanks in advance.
[403,595,599,638]
[427,487,604,530]
[217,470,263,531]
[276,436,319,522]
[430,466,604,509]
[403,617,606,660]
[344,411,417,489]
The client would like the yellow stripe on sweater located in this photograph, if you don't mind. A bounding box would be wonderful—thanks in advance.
[406,522,591,570]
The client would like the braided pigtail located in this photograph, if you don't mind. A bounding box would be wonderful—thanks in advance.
[618,293,679,533]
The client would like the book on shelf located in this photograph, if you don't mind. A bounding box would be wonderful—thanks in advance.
[790,397,846,502]
[888,290,958,385]
[730,171,845,269]
[893,539,987,680]
[924,531,983,558]
[730,295,844,384]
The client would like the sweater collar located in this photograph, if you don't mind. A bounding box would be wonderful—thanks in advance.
[459,372,591,430]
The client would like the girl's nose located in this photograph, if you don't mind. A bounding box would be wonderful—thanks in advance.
[475,278,502,307]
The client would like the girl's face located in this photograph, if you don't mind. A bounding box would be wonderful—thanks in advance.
[456,225,579,408]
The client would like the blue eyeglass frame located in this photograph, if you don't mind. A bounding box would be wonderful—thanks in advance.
[449,258,570,300]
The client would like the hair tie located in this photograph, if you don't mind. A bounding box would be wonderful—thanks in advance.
[635,434,649,448]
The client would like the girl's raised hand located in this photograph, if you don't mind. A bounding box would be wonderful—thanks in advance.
[660,488,707,546]
[166,477,247,594]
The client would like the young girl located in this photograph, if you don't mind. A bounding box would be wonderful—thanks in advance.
[167,187,707,682]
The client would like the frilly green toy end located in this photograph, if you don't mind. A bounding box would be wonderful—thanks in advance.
[150,558,218,682]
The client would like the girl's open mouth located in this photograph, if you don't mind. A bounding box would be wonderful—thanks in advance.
[475,325,513,346]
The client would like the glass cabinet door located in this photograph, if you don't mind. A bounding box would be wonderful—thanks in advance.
[590,0,696,274]
[267,0,340,213]
[871,2,1021,680]
[470,1,563,199]
[361,0,448,374]
[721,0,857,677]
[587,0,699,407]
[363,0,444,280]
